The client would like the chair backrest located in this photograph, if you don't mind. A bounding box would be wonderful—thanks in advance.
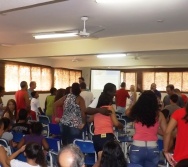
[116,112,123,118]
[46,137,61,152]
[89,122,94,136]
[39,115,50,125]
[0,138,12,155]
[73,139,95,154]
[49,123,61,135]
[12,132,24,143]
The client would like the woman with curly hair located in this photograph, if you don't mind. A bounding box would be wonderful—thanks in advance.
[129,90,167,167]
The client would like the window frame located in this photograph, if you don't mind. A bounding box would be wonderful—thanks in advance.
[0,60,81,95]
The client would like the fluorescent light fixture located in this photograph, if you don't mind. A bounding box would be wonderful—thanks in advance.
[33,32,77,39]
[96,0,125,3]
[97,54,126,58]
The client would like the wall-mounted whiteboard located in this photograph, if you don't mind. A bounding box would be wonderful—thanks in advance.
[91,70,121,98]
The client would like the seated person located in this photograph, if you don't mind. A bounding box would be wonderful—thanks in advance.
[17,122,49,151]
[1,117,13,143]
[0,142,46,167]
[12,109,30,135]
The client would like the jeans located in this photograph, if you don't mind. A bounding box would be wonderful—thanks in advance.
[130,145,159,167]
[61,124,82,145]
[116,106,125,115]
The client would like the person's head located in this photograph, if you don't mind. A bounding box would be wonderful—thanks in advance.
[18,108,28,121]
[72,83,81,96]
[31,91,39,99]
[31,122,43,135]
[130,85,136,92]
[174,88,181,95]
[1,117,11,131]
[0,119,4,137]
[20,81,28,90]
[150,83,156,90]
[120,82,126,88]
[130,90,158,127]
[6,99,17,112]
[78,77,84,84]
[100,140,127,167]
[80,82,86,90]
[50,87,57,95]
[55,89,66,102]
[103,83,116,98]
[29,81,36,90]
[0,86,5,97]
[175,159,188,167]
[24,142,46,167]
[97,83,116,108]
[65,87,72,95]
[166,84,175,95]
[58,144,85,167]
[170,94,179,104]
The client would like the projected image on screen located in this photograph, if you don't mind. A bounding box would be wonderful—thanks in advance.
[91,70,120,98]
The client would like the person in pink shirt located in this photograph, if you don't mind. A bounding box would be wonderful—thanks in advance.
[129,90,167,167]
[89,83,123,154]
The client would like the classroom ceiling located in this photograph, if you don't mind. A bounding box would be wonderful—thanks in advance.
[0,0,188,45]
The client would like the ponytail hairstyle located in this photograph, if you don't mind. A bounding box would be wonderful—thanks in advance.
[183,102,188,123]
[25,143,47,167]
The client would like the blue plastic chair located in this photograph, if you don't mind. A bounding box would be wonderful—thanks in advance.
[38,115,50,125]
[12,132,24,143]
[49,123,61,136]
[73,139,96,165]
[46,137,61,167]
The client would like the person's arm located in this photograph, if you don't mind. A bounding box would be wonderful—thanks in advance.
[9,145,25,160]
[78,96,86,125]
[85,97,112,116]
[0,146,9,167]
[133,92,137,104]
[24,93,30,111]
[163,117,177,166]
[17,138,25,149]
[42,138,49,151]
[53,96,66,116]
[3,112,10,119]
[158,112,167,136]
[110,106,123,129]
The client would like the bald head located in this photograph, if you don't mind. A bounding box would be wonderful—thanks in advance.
[58,144,85,167]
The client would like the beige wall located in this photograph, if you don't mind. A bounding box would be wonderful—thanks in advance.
[1,30,188,59]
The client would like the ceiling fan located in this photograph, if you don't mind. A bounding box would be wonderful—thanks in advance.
[67,16,105,38]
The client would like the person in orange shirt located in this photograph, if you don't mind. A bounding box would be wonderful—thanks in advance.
[15,81,30,117]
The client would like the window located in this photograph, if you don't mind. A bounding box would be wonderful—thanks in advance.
[54,69,81,89]
[120,72,136,90]
[142,72,167,91]
[168,72,188,92]
[5,63,52,92]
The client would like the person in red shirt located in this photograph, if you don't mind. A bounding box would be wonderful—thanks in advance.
[174,88,188,105]
[164,107,188,166]
[15,81,30,117]
[116,82,130,114]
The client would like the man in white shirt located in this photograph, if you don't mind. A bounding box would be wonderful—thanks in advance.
[80,82,93,107]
